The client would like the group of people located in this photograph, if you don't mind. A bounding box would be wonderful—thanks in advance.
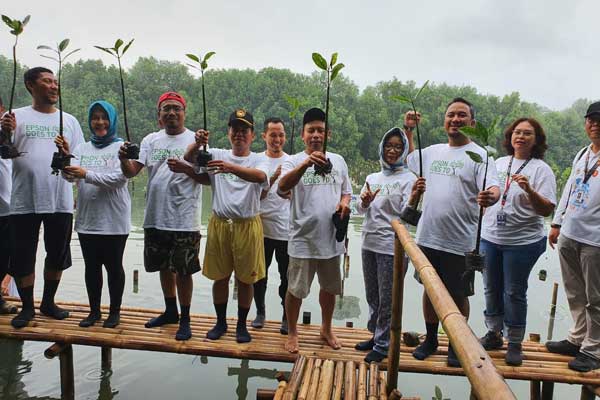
[0,67,598,373]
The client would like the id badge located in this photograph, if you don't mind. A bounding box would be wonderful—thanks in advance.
[574,189,585,205]
[496,210,507,226]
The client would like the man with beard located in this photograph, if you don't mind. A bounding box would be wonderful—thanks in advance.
[547,101,600,372]
[278,107,352,353]
[119,92,203,341]
[0,67,84,328]
[405,98,500,367]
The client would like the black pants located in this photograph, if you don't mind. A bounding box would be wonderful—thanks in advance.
[0,216,9,293]
[253,238,289,312]
[78,233,128,312]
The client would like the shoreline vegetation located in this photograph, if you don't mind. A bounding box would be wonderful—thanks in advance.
[0,54,588,190]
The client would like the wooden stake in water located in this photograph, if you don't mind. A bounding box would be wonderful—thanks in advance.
[133,269,139,293]
[547,282,559,341]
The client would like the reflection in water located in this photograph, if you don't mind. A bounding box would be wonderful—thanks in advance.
[333,296,361,320]
[227,359,281,400]
[97,368,118,400]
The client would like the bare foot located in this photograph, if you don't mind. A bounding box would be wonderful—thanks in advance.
[285,333,299,353]
[321,328,342,350]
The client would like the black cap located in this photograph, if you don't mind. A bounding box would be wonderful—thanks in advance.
[303,107,326,125]
[228,108,254,128]
[585,101,600,118]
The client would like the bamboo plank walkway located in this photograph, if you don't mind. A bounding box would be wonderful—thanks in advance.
[0,299,598,387]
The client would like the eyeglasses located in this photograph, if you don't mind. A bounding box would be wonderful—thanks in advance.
[513,129,534,136]
[384,144,404,151]
[586,117,600,126]
[160,105,184,113]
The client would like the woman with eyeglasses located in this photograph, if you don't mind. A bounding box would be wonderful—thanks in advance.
[55,100,131,329]
[478,117,556,365]
[354,126,424,363]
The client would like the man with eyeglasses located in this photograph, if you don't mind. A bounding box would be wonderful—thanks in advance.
[119,92,203,341]
[546,101,600,372]
[405,98,500,367]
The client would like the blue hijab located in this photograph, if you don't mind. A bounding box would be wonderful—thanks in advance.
[379,127,409,175]
[88,100,123,149]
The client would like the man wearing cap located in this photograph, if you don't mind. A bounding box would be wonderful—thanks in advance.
[119,92,203,341]
[278,107,352,353]
[185,108,269,344]
[546,101,600,372]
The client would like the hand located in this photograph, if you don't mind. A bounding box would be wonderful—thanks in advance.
[207,159,235,174]
[63,166,87,179]
[0,112,16,133]
[411,177,426,196]
[195,129,210,147]
[404,111,421,130]
[335,202,351,219]
[54,135,70,155]
[270,165,282,186]
[512,174,533,194]
[360,182,380,208]
[548,227,560,249]
[477,189,497,208]
[305,151,328,168]
[167,158,193,174]
[119,141,131,160]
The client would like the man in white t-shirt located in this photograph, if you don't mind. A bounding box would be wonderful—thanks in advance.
[251,117,291,333]
[119,92,203,341]
[186,109,269,344]
[0,67,85,328]
[406,98,500,367]
[0,95,17,314]
[547,101,600,372]
[278,107,352,353]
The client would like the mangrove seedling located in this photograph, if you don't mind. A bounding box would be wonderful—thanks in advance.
[311,51,344,176]
[459,119,498,285]
[284,95,300,154]
[391,80,429,226]
[95,39,138,159]
[0,14,30,159]
[186,51,216,170]
[38,39,80,174]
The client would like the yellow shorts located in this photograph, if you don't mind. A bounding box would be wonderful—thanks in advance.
[203,214,266,284]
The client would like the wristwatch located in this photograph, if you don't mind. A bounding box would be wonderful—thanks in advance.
[550,224,561,229]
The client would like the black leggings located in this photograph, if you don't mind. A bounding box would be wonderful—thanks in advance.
[0,216,9,291]
[78,233,128,313]
[253,238,289,310]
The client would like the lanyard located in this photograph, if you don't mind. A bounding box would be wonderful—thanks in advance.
[583,147,600,184]
[500,156,531,208]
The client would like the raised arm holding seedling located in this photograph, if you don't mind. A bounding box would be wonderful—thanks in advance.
[38,39,80,174]
[95,39,138,159]
[0,14,30,159]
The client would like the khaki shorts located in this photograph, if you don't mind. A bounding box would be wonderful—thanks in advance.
[203,214,266,284]
[287,256,342,299]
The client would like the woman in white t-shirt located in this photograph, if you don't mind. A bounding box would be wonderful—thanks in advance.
[354,127,424,363]
[479,118,556,366]
[56,101,131,329]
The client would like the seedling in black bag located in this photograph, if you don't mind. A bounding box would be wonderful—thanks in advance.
[95,39,138,158]
[38,39,80,174]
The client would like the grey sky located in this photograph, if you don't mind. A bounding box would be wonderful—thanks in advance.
[2,0,597,110]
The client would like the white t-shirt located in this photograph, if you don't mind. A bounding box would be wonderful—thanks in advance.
[71,141,131,235]
[282,151,353,259]
[10,106,84,214]
[358,170,416,256]
[553,146,600,247]
[208,148,269,219]
[138,129,202,231]
[482,157,556,246]
[258,152,291,240]
[0,159,11,217]
[407,142,499,255]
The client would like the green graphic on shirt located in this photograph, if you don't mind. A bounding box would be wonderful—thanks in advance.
[367,182,403,196]
[24,124,59,139]
[497,171,531,185]
[221,172,242,182]
[79,153,117,168]
[302,169,340,185]
[150,148,185,162]
[430,159,464,176]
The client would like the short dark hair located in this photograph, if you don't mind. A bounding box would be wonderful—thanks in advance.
[24,67,54,94]
[263,117,285,132]
[502,117,548,159]
[446,97,476,120]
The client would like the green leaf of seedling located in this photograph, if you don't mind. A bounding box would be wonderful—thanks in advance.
[312,52,328,70]
[37,45,54,51]
[435,385,443,400]
[1,15,13,27]
[485,145,498,157]
[330,52,338,67]
[22,15,30,26]
[122,39,134,55]
[415,80,430,101]
[63,48,81,61]
[13,21,22,34]
[94,46,116,57]
[203,51,216,63]
[58,39,70,52]
[200,61,207,70]
[466,150,483,164]
[186,53,200,62]
[390,95,411,104]
[114,38,123,51]
[459,125,487,143]
[330,63,344,81]
[186,63,200,71]
[39,54,59,62]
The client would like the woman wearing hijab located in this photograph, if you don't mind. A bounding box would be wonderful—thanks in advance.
[354,127,425,362]
[56,100,131,328]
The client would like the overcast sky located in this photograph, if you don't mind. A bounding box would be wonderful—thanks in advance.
[2,0,597,110]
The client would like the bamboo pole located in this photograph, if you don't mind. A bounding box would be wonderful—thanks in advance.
[344,361,356,400]
[392,221,516,400]
[358,362,368,400]
[388,390,402,400]
[541,283,559,400]
[257,389,277,400]
[368,363,379,399]
[297,358,315,400]
[386,236,405,395]
[316,359,335,400]
[101,347,112,369]
[274,381,288,400]
[306,359,323,400]
[283,355,307,400]
[378,372,387,400]
[580,385,595,400]
[333,361,345,400]
[59,344,74,400]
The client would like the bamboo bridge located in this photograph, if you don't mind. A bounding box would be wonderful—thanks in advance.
[1,223,599,399]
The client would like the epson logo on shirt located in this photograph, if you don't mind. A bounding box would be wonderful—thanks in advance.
[368,182,403,196]
[302,169,339,185]
[79,154,117,169]
[24,124,59,139]
[150,148,185,162]
[430,159,465,176]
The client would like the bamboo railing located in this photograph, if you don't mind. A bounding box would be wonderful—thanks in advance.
[390,221,516,400]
